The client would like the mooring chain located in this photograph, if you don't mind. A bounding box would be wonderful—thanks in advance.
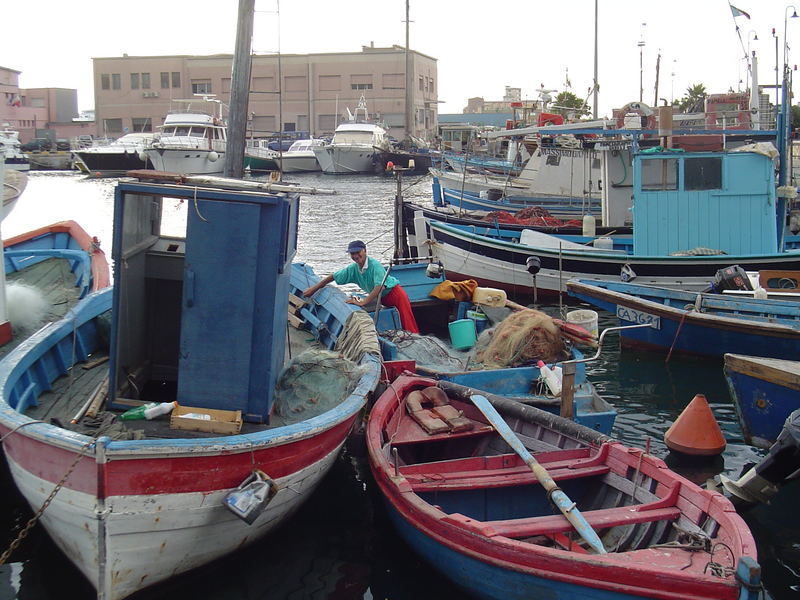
[0,437,96,565]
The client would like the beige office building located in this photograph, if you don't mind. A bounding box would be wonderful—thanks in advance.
[93,45,438,141]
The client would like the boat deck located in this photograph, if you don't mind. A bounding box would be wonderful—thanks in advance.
[24,319,330,439]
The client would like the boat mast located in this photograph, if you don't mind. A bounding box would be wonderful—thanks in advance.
[405,0,412,140]
[593,0,598,118]
[225,0,255,179]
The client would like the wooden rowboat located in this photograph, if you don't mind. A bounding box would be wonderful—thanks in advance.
[367,374,761,600]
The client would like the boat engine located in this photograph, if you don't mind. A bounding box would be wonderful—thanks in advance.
[719,409,800,506]
[703,265,753,294]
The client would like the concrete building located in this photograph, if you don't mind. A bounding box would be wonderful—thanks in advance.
[0,66,94,142]
[93,45,438,141]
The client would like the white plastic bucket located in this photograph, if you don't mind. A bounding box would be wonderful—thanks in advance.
[566,309,599,339]
[593,237,613,250]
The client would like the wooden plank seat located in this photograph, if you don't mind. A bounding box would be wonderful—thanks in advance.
[441,484,682,539]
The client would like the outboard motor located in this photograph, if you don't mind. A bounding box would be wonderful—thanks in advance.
[702,265,753,294]
[719,409,800,507]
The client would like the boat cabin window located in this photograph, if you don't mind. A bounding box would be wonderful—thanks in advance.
[188,127,206,138]
[334,131,374,144]
[640,158,678,191]
[175,126,190,136]
[684,157,722,190]
[161,127,176,136]
[545,155,560,166]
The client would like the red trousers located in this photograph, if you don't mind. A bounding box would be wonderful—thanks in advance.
[381,285,419,333]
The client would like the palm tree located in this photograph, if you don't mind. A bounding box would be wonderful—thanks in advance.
[674,84,707,113]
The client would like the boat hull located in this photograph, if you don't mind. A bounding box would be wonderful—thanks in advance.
[73,150,150,176]
[280,154,320,172]
[145,148,224,175]
[313,145,381,174]
[427,220,800,295]
[724,354,800,448]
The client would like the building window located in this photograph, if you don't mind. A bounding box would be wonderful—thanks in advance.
[31,98,45,108]
[131,73,140,90]
[351,83,373,90]
[191,80,212,94]
[318,114,336,132]
[251,77,275,92]
[284,76,307,92]
[132,117,152,132]
[141,73,150,89]
[350,75,373,91]
[429,78,435,93]
[172,72,181,88]
[104,118,123,134]
[419,76,424,91]
[111,74,121,90]
[161,72,170,88]
[101,74,110,90]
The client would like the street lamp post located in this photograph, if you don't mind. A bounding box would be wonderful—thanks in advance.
[746,30,759,90]
[784,5,798,68]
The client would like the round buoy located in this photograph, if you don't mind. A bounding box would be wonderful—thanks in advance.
[208,151,219,162]
[386,161,394,171]
[664,394,726,456]
[138,151,148,162]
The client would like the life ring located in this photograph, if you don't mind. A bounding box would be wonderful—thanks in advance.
[616,101,656,129]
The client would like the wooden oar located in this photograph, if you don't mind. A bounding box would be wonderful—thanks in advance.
[470,393,608,554]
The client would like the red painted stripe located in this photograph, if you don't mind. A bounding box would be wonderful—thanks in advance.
[2,416,355,496]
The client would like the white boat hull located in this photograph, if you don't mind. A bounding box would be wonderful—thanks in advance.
[145,148,225,175]
[313,145,380,174]
[281,153,320,172]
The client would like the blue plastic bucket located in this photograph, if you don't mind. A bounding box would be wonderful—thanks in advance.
[449,318,477,351]
[466,309,489,334]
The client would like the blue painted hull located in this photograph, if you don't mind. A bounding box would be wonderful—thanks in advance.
[568,280,800,359]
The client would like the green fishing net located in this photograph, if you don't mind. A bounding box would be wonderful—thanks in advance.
[271,349,369,426]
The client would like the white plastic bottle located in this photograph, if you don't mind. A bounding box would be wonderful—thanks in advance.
[536,361,562,396]
[143,401,177,420]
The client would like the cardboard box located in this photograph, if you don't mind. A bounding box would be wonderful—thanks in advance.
[170,405,243,435]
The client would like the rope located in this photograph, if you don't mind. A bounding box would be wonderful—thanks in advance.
[665,309,691,364]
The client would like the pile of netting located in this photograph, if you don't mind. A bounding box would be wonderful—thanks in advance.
[472,309,568,368]
[482,206,583,229]
[381,329,469,373]
[271,348,369,426]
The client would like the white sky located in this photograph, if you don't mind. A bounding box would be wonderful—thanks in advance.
[2,0,797,115]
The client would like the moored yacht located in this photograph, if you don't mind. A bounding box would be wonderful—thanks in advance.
[145,99,227,175]
[313,96,389,174]
[281,138,323,172]
[0,128,30,172]
[72,132,154,176]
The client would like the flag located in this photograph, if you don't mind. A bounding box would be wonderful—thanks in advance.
[730,5,750,19]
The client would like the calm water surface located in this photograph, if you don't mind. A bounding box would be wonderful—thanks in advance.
[0,171,797,599]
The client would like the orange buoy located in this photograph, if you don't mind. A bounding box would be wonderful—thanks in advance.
[664,394,726,456]
[386,161,394,171]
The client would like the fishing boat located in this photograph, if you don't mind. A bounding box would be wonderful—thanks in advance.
[0,175,381,600]
[366,374,761,600]
[244,138,280,173]
[724,354,800,449]
[417,145,800,295]
[567,277,800,359]
[144,98,227,174]
[313,96,390,174]
[72,133,154,176]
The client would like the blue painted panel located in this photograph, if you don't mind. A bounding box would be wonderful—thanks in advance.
[633,152,776,256]
[726,370,799,446]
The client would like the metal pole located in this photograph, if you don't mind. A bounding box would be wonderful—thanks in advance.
[405,0,413,140]
[224,0,255,179]
[775,29,779,127]
[593,0,598,119]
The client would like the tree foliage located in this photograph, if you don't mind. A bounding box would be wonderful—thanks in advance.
[673,84,707,113]
[552,91,590,117]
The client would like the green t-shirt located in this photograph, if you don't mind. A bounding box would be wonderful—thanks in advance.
[333,256,398,297]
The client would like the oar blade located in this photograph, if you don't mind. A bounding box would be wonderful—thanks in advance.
[550,489,607,555]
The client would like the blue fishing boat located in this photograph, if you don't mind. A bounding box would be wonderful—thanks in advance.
[421,145,800,295]
[724,354,800,449]
[567,278,800,359]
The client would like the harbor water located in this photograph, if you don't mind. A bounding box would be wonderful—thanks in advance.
[0,171,797,599]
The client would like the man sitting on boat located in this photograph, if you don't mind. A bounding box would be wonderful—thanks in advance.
[303,240,419,333]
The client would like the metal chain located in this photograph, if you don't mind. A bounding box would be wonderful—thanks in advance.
[0,437,96,565]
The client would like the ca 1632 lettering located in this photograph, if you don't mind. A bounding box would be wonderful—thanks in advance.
[616,306,661,329]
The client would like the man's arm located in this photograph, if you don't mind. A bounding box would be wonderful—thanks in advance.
[302,274,335,297]
[348,284,384,307]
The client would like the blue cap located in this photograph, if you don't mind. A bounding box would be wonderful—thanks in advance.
[346,240,366,253]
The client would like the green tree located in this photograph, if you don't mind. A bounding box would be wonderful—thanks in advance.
[673,84,707,113]
[552,91,590,117]
[792,104,800,133]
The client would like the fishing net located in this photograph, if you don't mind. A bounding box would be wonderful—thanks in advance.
[271,349,369,426]
[472,309,567,368]
[382,329,469,372]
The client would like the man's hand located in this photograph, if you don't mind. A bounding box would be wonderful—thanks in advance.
[345,295,363,306]
[302,286,316,298]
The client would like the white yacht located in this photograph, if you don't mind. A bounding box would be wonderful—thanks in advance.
[313,96,389,174]
[280,138,323,172]
[145,99,227,175]
[72,132,154,176]
[0,129,30,172]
